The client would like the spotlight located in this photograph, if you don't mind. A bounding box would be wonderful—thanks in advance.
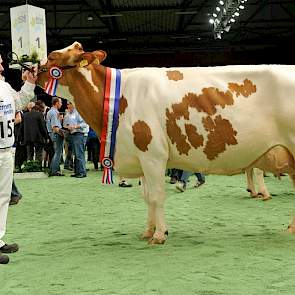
[87,14,94,21]
[209,0,248,39]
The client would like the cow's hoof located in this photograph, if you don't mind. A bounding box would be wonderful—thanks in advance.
[251,195,259,199]
[141,230,154,240]
[287,225,295,233]
[262,196,272,201]
[148,237,166,245]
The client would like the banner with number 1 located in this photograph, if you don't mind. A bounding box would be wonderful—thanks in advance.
[10,5,47,61]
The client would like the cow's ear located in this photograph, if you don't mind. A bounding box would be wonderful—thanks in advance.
[93,50,107,63]
[79,50,107,67]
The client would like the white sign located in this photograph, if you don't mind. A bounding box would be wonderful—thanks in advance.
[10,4,47,61]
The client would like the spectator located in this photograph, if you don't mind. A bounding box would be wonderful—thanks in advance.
[10,179,22,206]
[63,107,74,171]
[86,127,100,170]
[0,53,36,264]
[22,100,48,169]
[46,97,64,176]
[176,170,205,192]
[14,109,26,172]
[63,101,87,178]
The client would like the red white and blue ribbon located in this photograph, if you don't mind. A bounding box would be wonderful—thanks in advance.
[44,67,62,96]
[100,67,121,184]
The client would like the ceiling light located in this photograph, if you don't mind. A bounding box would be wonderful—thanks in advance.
[87,14,94,21]
[210,0,248,39]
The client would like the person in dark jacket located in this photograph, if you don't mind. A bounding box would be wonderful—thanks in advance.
[21,100,48,168]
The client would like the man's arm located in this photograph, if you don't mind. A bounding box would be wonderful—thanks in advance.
[11,70,37,111]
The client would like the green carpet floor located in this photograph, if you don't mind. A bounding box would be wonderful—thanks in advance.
[1,168,295,295]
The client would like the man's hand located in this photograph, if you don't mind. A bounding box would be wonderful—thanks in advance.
[22,69,37,84]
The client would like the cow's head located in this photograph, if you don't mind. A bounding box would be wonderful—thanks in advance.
[37,41,107,99]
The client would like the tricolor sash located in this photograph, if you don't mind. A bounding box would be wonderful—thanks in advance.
[100,67,121,184]
[44,67,62,96]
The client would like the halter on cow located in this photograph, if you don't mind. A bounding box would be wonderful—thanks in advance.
[37,42,295,244]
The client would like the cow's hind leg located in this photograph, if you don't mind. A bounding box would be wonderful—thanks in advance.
[287,174,295,233]
[255,168,271,201]
[140,158,168,244]
[245,169,258,198]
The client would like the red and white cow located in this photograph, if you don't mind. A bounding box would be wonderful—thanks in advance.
[37,42,295,243]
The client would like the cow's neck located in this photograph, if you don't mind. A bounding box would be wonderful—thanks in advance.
[65,65,106,137]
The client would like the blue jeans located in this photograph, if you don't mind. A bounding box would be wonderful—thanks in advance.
[180,170,205,184]
[64,133,74,170]
[72,132,86,176]
[49,133,64,174]
[11,179,22,197]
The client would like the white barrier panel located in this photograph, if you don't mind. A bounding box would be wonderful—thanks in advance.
[10,4,47,60]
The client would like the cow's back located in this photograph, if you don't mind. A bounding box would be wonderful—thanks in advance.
[115,65,295,176]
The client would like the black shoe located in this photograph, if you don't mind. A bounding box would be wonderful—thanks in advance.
[0,254,9,264]
[0,243,19,253]
[49,172,65,177]
[75,174,86,178]
[119,181,133,188]
[71,174,86,178]
[9,195,22,206]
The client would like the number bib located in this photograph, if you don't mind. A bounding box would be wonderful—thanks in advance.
[0,81,16,148]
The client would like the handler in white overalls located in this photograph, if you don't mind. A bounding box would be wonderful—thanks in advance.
[0,54,36,264]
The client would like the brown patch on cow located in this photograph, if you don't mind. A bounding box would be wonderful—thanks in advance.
[119,96,128,115]
[166,87,234,155]
[171,100,190,120]
[132,120,153,152]
[186,88,234,115]
[166,70,184,81]
[202,115,238,160]
[185,124,204,149]
[228,79,257,97]
[166,110,191,155]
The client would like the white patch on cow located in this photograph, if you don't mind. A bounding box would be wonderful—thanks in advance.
[54,41,82,53]
[78,67,99,93]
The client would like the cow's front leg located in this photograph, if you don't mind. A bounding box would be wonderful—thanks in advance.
[141,177,156,239]
[140,158,168,244]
